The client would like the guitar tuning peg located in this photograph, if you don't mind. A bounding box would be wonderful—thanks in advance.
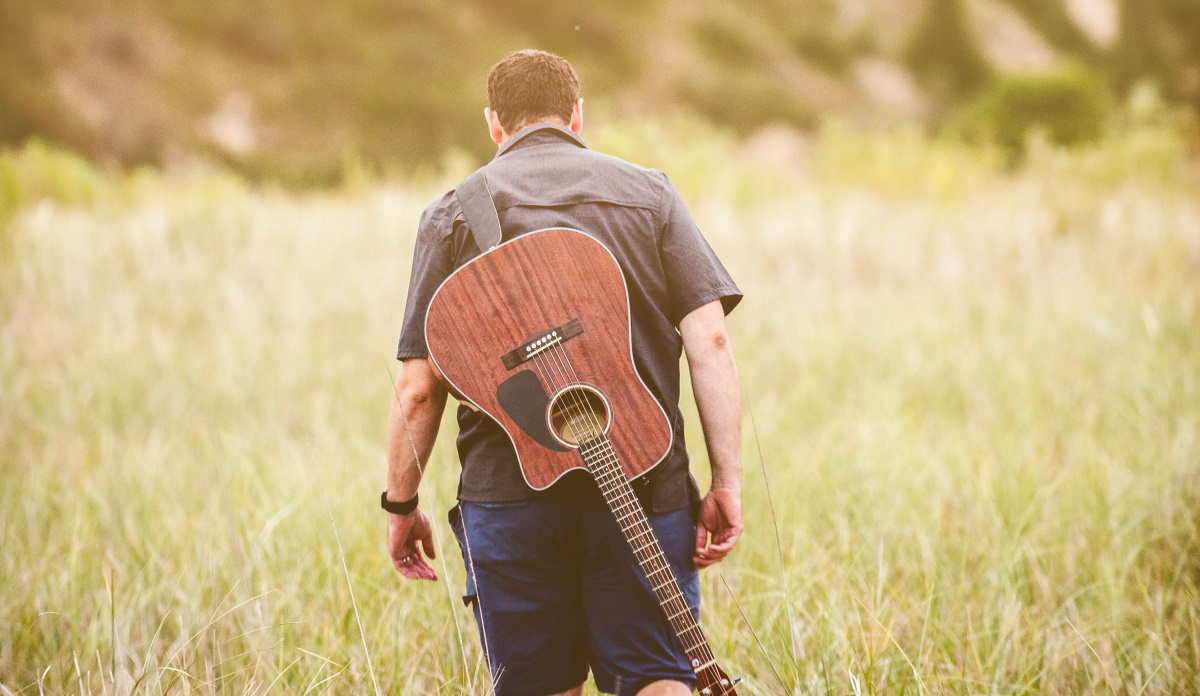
[732,677,743,685]
[700,689,712,695]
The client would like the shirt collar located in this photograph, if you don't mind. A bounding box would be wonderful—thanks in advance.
[494,123,587,159]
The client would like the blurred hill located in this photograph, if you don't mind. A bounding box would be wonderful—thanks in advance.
[1,0,1197,183]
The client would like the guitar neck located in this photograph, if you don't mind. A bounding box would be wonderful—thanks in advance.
[578,438,717,670]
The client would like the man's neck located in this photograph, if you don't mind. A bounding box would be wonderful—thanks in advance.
[497,120,572,147]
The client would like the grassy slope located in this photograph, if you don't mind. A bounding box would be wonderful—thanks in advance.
[1,125,1199,694]
[8,0,1200,182]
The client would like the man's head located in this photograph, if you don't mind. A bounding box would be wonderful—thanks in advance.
[485,49,582,145]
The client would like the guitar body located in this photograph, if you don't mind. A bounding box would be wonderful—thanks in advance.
[425,226,740,696]
[425,227,671,489]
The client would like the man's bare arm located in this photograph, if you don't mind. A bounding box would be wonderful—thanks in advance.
[680,299,743,569]
[386,357,448,581]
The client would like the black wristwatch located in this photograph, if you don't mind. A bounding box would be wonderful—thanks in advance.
[381,491,419,515]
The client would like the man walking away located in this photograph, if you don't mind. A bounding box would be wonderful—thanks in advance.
[384,49,744,696]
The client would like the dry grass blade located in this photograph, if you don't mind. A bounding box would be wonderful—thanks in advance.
[327,507,382,696]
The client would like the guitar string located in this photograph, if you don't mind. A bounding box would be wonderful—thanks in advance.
[529,346,653,568]
[584,440,715,665]
[511,304,715,662]
[540,341,714,665]
[542,342,717,667]
[531,345,701,642]
[523,340,715,672]
[536,345,645,535]
[531,347,728,695]
[539,344,682,609]
[525,348,720,691]
[438,270,733,693]
[575,421,718,665]
[585,442,714,663]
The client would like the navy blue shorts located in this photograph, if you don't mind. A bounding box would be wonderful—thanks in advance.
[448,473,700,696]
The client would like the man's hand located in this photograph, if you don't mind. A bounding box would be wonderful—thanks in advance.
[388,509,438,581]
[692,487,743,569]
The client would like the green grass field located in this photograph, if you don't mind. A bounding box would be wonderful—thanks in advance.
[2,124,1199,695]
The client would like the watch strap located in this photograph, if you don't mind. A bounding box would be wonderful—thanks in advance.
[381,490,419,515]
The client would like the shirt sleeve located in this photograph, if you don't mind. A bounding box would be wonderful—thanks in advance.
[657,173,742,326]
[396,196,457,360]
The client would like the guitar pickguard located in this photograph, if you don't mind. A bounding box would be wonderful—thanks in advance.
[495,370,569,452]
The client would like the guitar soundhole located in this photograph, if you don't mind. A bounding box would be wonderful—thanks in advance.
[547,386,611,447]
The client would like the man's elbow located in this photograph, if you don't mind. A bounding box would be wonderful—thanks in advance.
[680,300,734,358]
[686,326,734,361]
[393,360,446,413]
[398,385,434,409]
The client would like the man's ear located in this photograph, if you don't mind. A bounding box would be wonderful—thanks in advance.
[569,98,583,135]
[484,108,507,145]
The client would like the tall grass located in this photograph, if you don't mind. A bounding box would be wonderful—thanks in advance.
[2,125,1198,695]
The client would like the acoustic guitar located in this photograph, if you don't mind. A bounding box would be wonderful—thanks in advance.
[425,226,739,696]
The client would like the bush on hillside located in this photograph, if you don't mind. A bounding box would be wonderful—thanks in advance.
[955,65,1109,158]
[0,140,106,213]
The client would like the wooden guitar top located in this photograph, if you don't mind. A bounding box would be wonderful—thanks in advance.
[424,227,672,490]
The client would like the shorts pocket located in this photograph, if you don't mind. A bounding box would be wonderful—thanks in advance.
[446,504,477,606]
[471,500,530,509]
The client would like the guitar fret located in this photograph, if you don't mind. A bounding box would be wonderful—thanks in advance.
[642,552,669,567]
[609,495,636,509]
[624,530,652,547]
[627,535,657,553]
[620,520,649,535]
[679,626,707,652]
[642,557,668,573]
[641,560,670,577]
[638,552,667,568]
[610,498,634,511]
[668,606,692,621]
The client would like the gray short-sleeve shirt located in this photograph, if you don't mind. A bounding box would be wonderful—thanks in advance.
[396,124,741,513]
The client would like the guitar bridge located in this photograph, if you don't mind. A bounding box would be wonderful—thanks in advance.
[501,318,584,370]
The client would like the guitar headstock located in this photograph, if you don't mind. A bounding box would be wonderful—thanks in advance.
[695,663,740,696]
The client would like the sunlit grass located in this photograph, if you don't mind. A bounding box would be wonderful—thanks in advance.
[2,126,1199,694]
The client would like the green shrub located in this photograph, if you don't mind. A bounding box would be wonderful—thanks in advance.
[0,139,106,209]
[956,64,1109,158]
[0,154,17,220]
[0,155,17,265]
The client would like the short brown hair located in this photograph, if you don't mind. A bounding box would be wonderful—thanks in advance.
[487,50,580,134]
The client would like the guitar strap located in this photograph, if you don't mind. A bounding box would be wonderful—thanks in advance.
[455,168,504,253]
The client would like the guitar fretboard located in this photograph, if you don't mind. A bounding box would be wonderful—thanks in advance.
[578,437,717,670]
